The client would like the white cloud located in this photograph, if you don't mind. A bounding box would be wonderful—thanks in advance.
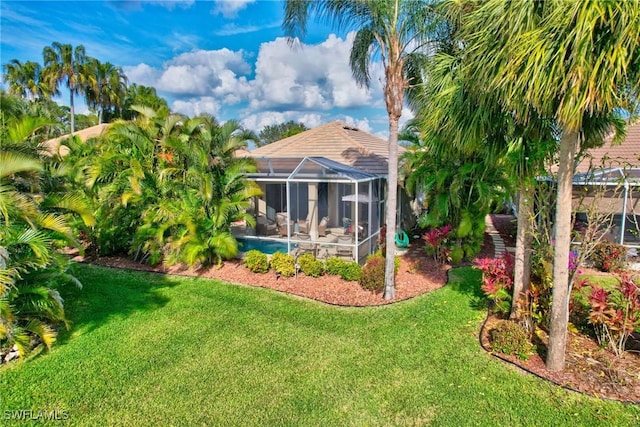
[122,33,388,135]
[342,116,373,133]
[172,96,221,117]
[248,33,376,112]
[123,63,163,87]
[212,0,255,18]
[125,49,252,99]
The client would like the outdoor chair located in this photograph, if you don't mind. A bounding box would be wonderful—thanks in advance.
[297,213,312,234]
[318,216,329,237]
[276,212,293,237]
[296,233,316,257]
[336,235,353,260]
[256,214,277,236]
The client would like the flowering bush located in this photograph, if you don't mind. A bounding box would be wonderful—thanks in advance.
[423,225,452,263]
[473,252,514,316]
[590,242,627,272]
[584,274,640,356]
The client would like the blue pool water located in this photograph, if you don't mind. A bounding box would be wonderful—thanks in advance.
[237,238,289,254]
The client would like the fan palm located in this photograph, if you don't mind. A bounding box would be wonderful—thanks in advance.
[283,0,442,299]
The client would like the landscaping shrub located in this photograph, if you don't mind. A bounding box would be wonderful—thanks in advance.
[578,274,640,356]
[590,242,627,272]
[270,251,295,277]
[340,261,363,281]
[297,253,325,277]
[325,256,347,276]
[243,250,269,273]
[423,225,452,263]
[359,254,399,293]
[489,320,534,360]
[473,252,514,316]
[359,255,385,293]
[325,257,362,281]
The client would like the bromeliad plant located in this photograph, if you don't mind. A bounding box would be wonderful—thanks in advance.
[474,252,514,316]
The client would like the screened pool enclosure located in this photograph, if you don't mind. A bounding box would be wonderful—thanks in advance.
[572,167,640,247]
[232,157,386,263]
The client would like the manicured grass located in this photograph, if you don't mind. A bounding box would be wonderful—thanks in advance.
[1,265,638,426]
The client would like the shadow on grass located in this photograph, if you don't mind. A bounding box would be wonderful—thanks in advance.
[446,267,489,311]
[55,263,177,346]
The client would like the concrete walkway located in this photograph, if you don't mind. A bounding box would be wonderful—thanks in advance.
[485,215,506,257]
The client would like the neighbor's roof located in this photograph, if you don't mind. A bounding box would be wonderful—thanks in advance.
[249,121,402,176]
[575,120,640,174]
[41,123,111,156]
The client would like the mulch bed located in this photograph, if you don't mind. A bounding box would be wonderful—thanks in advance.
[81,216,639,402]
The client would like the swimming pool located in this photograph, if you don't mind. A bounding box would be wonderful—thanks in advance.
[237,238,290,254]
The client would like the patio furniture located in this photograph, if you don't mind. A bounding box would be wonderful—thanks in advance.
[296,233,316,257]
[276,212,293,237]
[318,216,329,237]
[298,213,312,234]
[256,215,277,236]
[336,235,353,260]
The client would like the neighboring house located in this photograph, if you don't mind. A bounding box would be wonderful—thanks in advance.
[236,121,408,263]
[572,121,640,247]
[41,123,111,156]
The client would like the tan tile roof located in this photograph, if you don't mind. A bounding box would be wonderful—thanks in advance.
[249,121,403,176]
[41,123,111,156]
[575,120,640,173]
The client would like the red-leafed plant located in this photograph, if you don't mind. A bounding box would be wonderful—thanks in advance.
[423,225,452,263]
[473,252,514,316]
[582,274,640,356]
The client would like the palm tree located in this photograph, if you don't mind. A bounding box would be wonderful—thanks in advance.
[84,59,128,124]
[3,59,49,101]
[283,0,441,299]
[42,42,88,133]
[460,0,640,371]
[1,117,83,357]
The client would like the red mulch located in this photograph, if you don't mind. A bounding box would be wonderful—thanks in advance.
[80,216,640,402]
[87,241,453,307]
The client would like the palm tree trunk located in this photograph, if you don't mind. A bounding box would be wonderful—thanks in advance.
[510,186,533,321]
[546,129,578,371]
[70,91,75,133]
[383,116,399,300]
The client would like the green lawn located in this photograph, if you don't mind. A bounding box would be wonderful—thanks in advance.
[1,265,638,426]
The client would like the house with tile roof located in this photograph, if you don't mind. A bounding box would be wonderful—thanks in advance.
[234,121,408,262]
[572,121,640,247]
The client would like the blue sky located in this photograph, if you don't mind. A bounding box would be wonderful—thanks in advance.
[1,0,412,137]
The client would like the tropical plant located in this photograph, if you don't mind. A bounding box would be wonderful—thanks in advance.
[283,0,443,300]
[459,0,640,371]
[42,42,88,133]
[84,58,128,124]
[121,84,169,120]
[474,253,515,317]
[1,117,84,358]
[3,59,50,101]
[63,107,260,267]
[257,120,308,146]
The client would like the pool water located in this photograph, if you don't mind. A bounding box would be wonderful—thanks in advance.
[237,238,289,254]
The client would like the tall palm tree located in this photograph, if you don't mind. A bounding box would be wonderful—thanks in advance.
[283,0,441,299]
[460,0,640,371]
[84,59,128,124]
[42,42,88,133]
[3,59,49,101]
